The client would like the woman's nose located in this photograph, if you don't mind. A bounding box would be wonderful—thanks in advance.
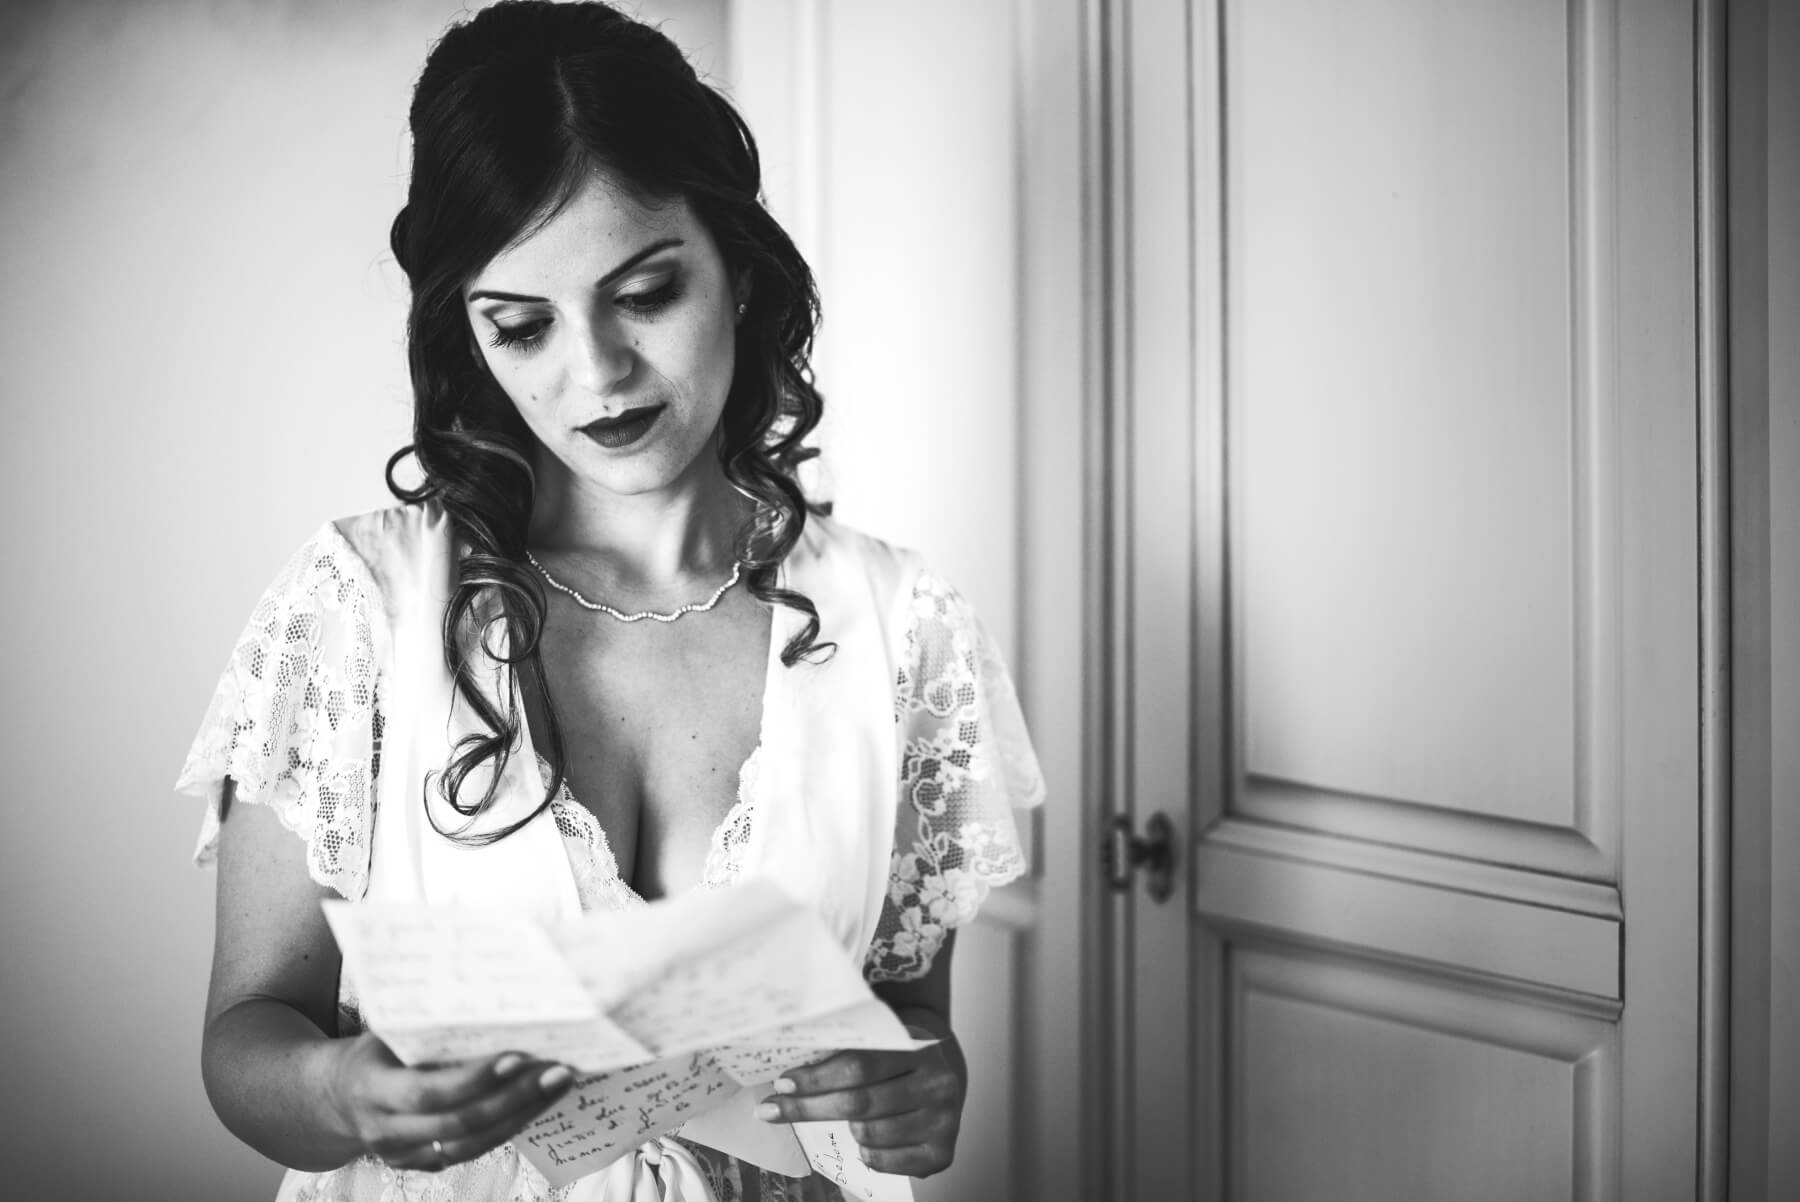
[568,315,635,397]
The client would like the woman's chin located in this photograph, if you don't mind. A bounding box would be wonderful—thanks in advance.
[559,445,716,502]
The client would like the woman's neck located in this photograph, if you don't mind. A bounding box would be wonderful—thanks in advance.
[527,452,748,593]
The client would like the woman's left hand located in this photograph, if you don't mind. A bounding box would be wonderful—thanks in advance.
[754,1010,968,1178]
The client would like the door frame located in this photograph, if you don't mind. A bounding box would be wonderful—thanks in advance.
[1082,0,1735,1198]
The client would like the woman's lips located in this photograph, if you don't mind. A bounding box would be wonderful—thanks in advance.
[580,404,664,449]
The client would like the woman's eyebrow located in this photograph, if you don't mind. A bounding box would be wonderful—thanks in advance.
[466,237,686,305]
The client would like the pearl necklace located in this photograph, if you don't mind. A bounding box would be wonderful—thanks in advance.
[526,551,743,623]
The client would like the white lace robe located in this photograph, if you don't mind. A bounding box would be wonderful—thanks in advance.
[176,506,1044,1202]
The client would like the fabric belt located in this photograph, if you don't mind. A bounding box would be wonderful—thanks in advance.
[568,1137,716,1202]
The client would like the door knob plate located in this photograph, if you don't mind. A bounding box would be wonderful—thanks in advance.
[1104,810,1176,902]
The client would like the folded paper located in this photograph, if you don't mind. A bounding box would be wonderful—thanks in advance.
[323,879,929,1194]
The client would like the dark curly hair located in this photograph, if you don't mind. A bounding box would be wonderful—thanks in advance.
[384,0,830,843]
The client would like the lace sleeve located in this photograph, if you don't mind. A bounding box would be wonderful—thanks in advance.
[174,522,385,901]
[864,570,1047,983]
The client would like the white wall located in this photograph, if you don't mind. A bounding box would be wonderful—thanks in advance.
[726,5,1040,1200]
[728,3,1023,645]
[0,2,791,1198]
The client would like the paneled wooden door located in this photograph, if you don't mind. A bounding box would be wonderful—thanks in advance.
[1098,1,1721,1199]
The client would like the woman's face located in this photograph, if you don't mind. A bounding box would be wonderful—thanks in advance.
[462,172,742,501]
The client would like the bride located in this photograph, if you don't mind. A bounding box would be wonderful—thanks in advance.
[176,3,1043,1199]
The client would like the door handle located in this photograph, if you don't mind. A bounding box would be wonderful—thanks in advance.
[1104,811,1176,902]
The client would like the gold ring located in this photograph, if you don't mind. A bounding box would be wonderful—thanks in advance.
[432,1138,445,1168]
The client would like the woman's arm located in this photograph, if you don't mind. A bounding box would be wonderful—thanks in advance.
[755,933,969,1177]
[202,783,575,1172]
[870,929,958,1041]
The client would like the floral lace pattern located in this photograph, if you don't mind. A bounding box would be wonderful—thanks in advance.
[181,530,1043,1201]
[178,523,383,901]
[542,765,646,915]
[701,747,762,888]
[864,572,1045,983]
[531,743,763,906]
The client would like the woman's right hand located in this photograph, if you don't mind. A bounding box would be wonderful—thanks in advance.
[325,1033,577,1171]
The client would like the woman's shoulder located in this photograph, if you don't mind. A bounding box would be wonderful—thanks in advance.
[299,498,453,607]
[791,511,928,598]
[325,498,452,574]
[230,501,453,651]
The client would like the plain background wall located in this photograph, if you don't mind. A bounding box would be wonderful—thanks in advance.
[0,1,1025,1198]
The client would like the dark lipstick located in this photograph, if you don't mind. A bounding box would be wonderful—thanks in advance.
[580,404,664,449]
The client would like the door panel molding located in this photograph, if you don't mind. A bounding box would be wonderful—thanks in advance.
[1567,0,1625,879]
[1205,816,1621,921]
[1223,0,1626,873]
[1108,0,1704,1196]
[1097,0,1709,1193]
[1237,776,1612,881]
[1197,840,1621,1001]
[1227,944,1619,1202]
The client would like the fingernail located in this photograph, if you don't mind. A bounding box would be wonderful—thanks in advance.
[494,1053,525,1077]
[539,1065,573,1091]
[772,1078,796,1095]
[754,1102,780,1122]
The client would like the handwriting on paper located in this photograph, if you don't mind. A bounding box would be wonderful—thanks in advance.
[795,1121,915,1202]
[516,1051,737,1188]
[322,880,927,1184]
[379,1015,650,1071]
[707,1044,820,1086]
[322,902,595,1029]
[754,997,935,1052]
[608,908,870,1056]
[703,1000,934,1086]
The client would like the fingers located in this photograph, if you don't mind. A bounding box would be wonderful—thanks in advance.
[363,1058,577,1170]
[757,1073,914,1124]
[756,1044,965,1180]
[368,1051,537,1114]
[776,1048,917,1096]
[757,1062,961,1125]
[860,1140,956,1178]
[849,1109,943,1149]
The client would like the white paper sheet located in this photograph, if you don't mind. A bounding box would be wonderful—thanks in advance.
[606,906,877,1057]
[322,903,596,1029]
[700,999,935,1087]
[795,1122,916,1202]
[675,1083,812,1175]
[321,879,925,1194]
[378,1015,650,1071]
[516,1050,739,1188]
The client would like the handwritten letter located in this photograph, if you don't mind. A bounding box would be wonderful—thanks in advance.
[704,1000,934,1086]
[322,902,595,1031]
[323,880,928,1187]
[795,1121,916,1202]
[515,1051,737,1188]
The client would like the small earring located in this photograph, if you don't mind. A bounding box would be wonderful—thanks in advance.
[736,302,747,318]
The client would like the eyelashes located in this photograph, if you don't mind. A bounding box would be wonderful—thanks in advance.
[487,320,550,353]
[483,279,687,356]
[618,278,683,316]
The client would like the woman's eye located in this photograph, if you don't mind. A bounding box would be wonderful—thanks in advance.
[487,319,550,352]
[617,278,682,316]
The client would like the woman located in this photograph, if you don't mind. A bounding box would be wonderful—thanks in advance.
[174,3,1043,1200]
